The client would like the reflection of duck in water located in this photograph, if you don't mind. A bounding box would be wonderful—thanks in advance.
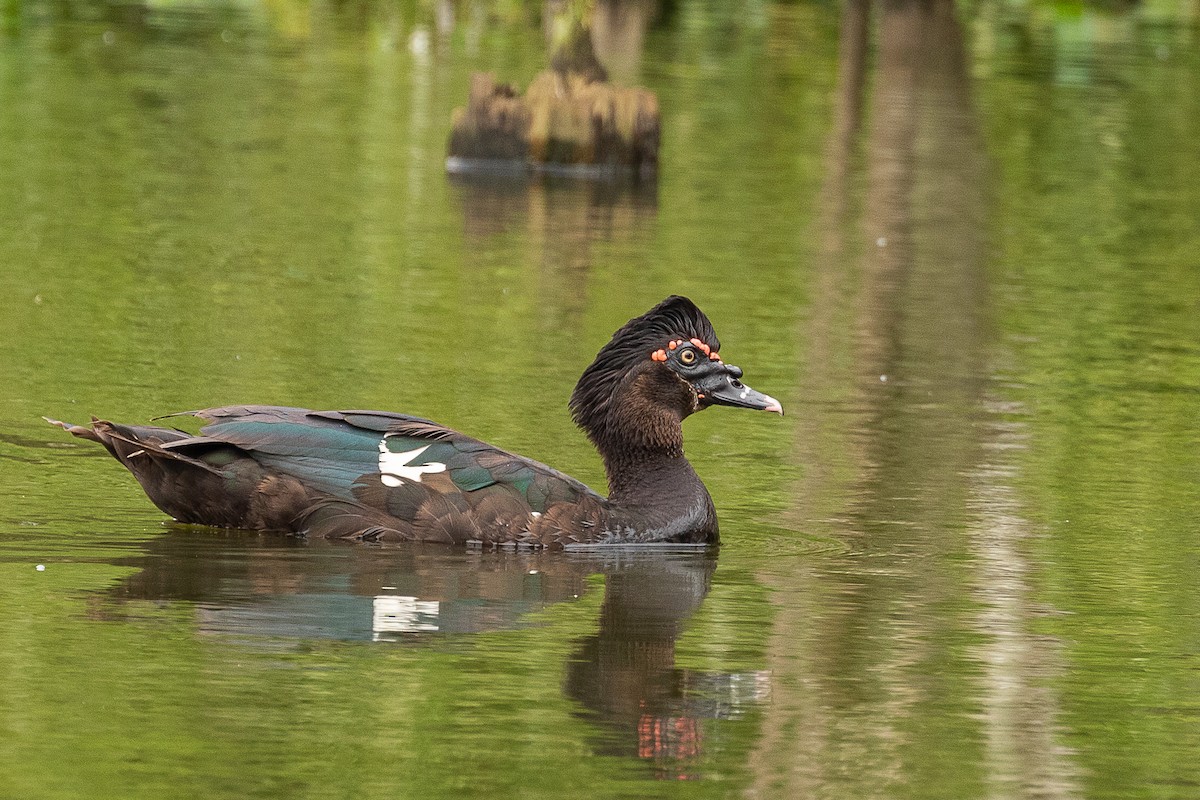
[563,556,770,779]
[96,534,768,776]
[50,297,780,547]
[96,531,596,639]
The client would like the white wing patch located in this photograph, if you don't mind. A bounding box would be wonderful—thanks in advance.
[378,439,447,487]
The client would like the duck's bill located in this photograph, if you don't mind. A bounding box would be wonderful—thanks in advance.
[698,374,784,415]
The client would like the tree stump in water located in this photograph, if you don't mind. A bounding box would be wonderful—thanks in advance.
[447,71,659,178]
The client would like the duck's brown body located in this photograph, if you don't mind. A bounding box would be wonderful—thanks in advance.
[48,297,780,548]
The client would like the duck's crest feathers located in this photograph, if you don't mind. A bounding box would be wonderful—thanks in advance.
[569,296,718,438]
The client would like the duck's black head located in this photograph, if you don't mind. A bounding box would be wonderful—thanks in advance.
[570,296,782,455]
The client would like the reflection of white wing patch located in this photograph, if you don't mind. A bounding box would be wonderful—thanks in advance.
[378,440,446,487]
[373,595,440,636]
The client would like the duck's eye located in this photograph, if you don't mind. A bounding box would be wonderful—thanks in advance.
[679,348,697,366]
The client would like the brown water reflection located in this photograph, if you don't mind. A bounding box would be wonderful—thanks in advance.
[761,0,1078,795]
[449,172,656,244]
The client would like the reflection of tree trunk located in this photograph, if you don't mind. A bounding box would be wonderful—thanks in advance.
[969,413,1083,799]
[789,0,871,521]
[448,173,657,329]
[757,1,1075,795]
[544,0,656,85]
[590,0,658,85]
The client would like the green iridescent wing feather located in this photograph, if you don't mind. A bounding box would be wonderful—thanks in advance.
[165,406,600,516]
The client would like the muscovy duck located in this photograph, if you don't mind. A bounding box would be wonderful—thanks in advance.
[47,296,782,547]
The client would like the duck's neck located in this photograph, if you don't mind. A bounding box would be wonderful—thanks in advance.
[573,366,718,542]
[603,443,686,500]
[594,438,718,544]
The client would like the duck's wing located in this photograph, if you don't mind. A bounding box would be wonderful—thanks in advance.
[163,406,606,544]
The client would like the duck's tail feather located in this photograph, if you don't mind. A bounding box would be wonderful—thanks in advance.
[45,416,224,475]
[45,415,281,527]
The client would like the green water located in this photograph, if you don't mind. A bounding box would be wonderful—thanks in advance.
[2,1,1200,798]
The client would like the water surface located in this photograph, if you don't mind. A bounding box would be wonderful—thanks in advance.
[2,2,1200,798]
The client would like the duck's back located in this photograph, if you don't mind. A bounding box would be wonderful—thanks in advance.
[80,406,609,546]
